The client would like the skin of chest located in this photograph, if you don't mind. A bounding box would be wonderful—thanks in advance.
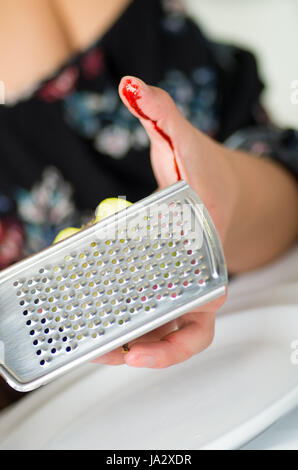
[0,0,131,97]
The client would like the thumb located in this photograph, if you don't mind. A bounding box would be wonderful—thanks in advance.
[118,76,237,244]
[119,75,198,188]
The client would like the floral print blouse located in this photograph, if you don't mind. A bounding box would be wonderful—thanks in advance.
[0,0,297,268]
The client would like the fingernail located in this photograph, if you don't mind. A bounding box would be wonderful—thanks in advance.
[135,77,151,93]
[126,354,156,368]
[123,76,149,93]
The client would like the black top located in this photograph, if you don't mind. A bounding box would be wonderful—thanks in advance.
[0,0,297,267]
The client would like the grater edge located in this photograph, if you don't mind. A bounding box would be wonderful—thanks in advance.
[0,181,227,392]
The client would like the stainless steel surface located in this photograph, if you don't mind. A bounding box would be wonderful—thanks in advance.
[0,181,227,391]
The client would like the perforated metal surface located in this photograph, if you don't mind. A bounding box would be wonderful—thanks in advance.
[0,182,227,391]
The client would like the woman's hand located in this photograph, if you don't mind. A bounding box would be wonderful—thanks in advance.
[93,76,237,369]
[94,75,298,368]
[93,298,223,368]
[119,76,238,244]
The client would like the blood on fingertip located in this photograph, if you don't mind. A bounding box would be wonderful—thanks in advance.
[122,78,182,181]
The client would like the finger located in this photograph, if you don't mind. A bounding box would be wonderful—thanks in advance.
[92,319,178,365]
[118,76,235,243]
[124,310,215,369]
[118,75,193,188]
[124,319,178,347]
[91,346,125,366]
[92,291,226,367]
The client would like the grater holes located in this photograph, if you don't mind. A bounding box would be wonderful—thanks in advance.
[171,290,180,299]
[118,315,131,325]
[65,342,78,353]
[18,197,209,368]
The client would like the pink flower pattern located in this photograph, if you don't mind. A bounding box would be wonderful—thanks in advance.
[0,217,25,269]
[81,48,105,79]
[37,66,79,103]
[37,46,105,103]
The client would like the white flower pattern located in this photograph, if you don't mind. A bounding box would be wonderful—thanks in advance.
[63,68,219,159]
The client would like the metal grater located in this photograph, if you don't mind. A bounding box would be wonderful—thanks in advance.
[0,181,227,392]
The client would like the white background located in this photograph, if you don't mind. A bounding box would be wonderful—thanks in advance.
[184,0,298,128]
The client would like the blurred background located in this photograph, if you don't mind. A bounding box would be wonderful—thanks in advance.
[183,0,298,128]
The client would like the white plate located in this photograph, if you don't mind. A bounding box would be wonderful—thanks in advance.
[242,405,298,450]
[0,245,298,450]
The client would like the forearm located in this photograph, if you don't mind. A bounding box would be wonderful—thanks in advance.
[224,148,298,273]
[120,76,298,275]
[97,76,298,369]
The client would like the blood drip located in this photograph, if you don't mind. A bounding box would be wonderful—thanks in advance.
[122,79,181,181]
